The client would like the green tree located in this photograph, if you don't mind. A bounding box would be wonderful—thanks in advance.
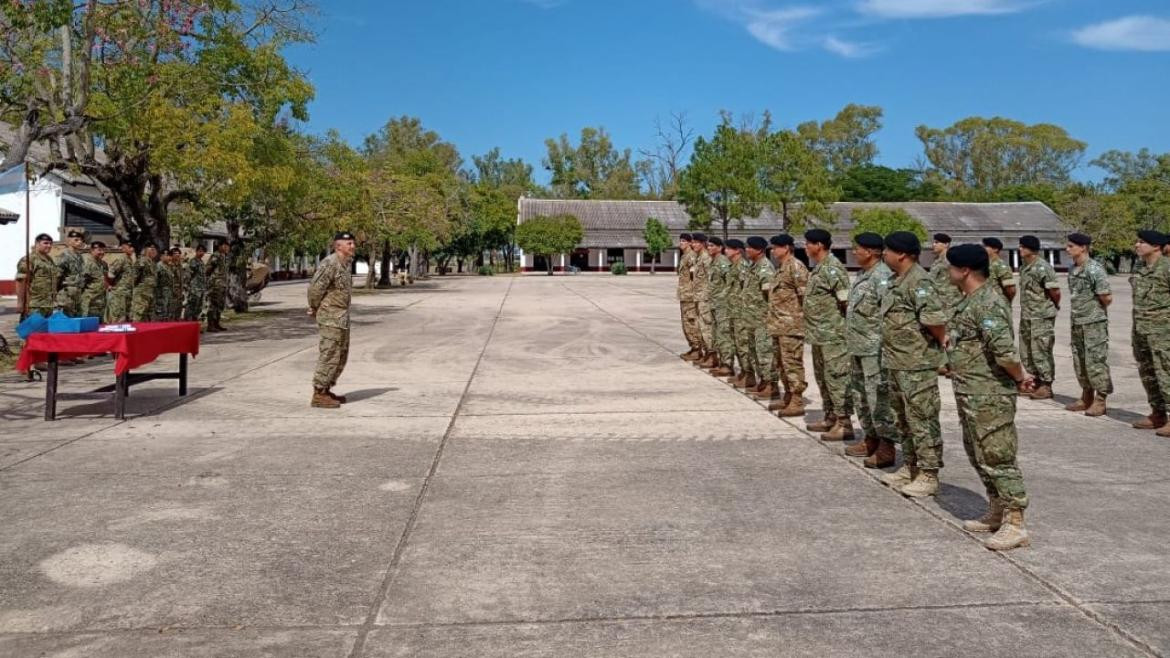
[1117,154,1170,232]
[515,214,584,275]
[840,165,940,202]
[849,207,927,242]
[1091,148,1164,192]
[677,118,762,239]
[469,147,537,271]
[543,126,640,199]
[797,104,884,174]
[642,217,671,274]
[758,129,838,232]
[1056,188,1137,262]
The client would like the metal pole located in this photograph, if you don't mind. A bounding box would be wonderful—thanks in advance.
[22,163,30,319]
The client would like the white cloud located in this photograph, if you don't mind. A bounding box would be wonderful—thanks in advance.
[1071,15,1170,52]
[743,7,823,51]
[822,35,881,57]
[856,0,1030,19]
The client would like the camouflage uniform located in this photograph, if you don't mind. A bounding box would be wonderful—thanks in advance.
[709,253,736,366]
[929,254,964,368]
[79,253,108,319]
[55,247,86,316]
[184,255,207,321]
[1130,255,1170,415]
[1018,256,1059,385]
[154,260,177,320]
[804,253,852,419]
[206,251,229,328]
[881,264,947,471]
[989,255,1017,330]
[949,281,1028,510]
[308,252,353,391]
[767,257,809,396]
[1068,258,1113,395]
[744,255,776,382]
[731,258,755,377]
[105,255,135,323]
[847,261,897,440]
[130,257,157,322]
[15,252,60,320]
[694,249,714,352]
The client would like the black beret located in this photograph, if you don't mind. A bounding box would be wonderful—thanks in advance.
[885,231,920,254]
[770,234,794,247]
[334,231,355,241]
[947,244,989,271]
[933,233,952,244]
[169,247,183,255]
[982,237,1004,250]
[1138,230,1167,247]
[118,237,134,247]
[709,236,723,247]
[691,232,708,243]
[1067,232,1092,246]
[804,228,832,247]
[746,236,768,250]
[854,232,884,249]
[679,233,692,241]
[34,233,53,242]
[1018,235,1041,251]
[66,229,85,239]
[725,238,745,250]
[90,240,106,249]
[195,243,207,251]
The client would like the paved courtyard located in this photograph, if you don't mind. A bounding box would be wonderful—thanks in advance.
[1,274,1168,657]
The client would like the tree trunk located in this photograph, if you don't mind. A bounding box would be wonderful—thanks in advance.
[650,257,656,275]
[378,240,392,287]
[225,219,249,313]
[408,244,420,278]
[365,244,377,289]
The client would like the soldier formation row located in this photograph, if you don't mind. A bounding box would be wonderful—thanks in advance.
[16,231,232,332]
[676,227,1170,552]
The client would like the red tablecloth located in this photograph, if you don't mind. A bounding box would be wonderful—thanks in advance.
[18,322,201,375]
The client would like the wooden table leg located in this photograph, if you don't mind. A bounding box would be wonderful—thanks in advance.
[179,353,188,396]
[114,372,127,420]
[44,353,59,421]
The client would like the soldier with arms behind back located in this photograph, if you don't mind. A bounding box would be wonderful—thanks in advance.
[308,231,356,409]
[1016,235,1060,400]
[1129,230,1170,436]
[1064,233,1112,417]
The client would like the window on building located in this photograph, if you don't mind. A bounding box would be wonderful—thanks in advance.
[606,248,624,265]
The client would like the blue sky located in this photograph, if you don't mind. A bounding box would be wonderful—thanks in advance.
[285,0,1170,183]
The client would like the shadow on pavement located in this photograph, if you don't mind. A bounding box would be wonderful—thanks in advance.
[1051,392,1145,425]
[340,387,397,403]
[934,481,990,521]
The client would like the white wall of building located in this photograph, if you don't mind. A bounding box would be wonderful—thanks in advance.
[0,177,63,284]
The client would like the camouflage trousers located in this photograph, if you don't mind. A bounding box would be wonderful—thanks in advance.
[713,303,736,366]
[680,301,701,350]
[155,296,177,322]
[105,291,131,323]
[732,314,759,377]
[1019,317,1055,385]
[1132,328,1170,414]
[56,288,81,317]
[772,334,806,395]
[750,323,774,382]
[207,286,227,326]
[313,325,350,390]
[697,298,714,351]
[1071,321,1113,395]
[888,368,943,471]
[183,293,205,322]
[956,393,1028,510]
[80,293,106,321]
[130,293,153,322]
[851,354,897,440]
[812,342,852,419]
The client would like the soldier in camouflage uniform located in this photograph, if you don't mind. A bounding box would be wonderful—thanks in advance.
[707,237,736,377]
[1065,232,1112,417]
[183,244,208,322]
[765,234,808,417]
[1017,235,1060,399]
[79,241,109,319]
[691,234,717,368]
[802,229,853,441]
[153,249,177,320]
[677,234,701,360]
[308,231,356,408]
[945,243,1033,551]
[54,229,88,316]
[982,237,1017,304]
[743,237,776,401]
[879,232,949,498]
[726,240,756,389]
[130,244,158,322]
[105,240,136,323]
[16,233,60,320]
[843,233,898,467]
[205,241,230,332]
[1129,230,1170,436]
[929,233,963,375]
[171,248,185,313]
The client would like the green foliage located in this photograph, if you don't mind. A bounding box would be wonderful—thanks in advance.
[850,207,927,242]
[642,218,672,258]
[677,118,763,237]
[543,127,640,199]
[840,165,940,202]
[477,265,495,276]
[797,104,884,174]
[758,129,838,232]
[515,214,584,274]
[610,262,628,275]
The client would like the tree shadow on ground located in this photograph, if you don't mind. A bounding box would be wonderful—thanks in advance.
[204,305,404,345]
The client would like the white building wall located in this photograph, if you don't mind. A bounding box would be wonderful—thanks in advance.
[0,177,63,285]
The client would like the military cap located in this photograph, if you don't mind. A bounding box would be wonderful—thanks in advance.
[333,231,355,241]
[947,244,989,271]
[745,236,768,251]
[34,233,53,242]
[90,240,106,249]
[691,232,708,243]
[118,236,134,247]
[725,238,745,250]
[770,234,794,247]
[854,232,884,249]
[885,231,920,254]
[1018,235,1041,251]
[66,229,85,239]
[982,237,1004,251]
[195,243,207,251]
[1138,229,1167,247]
[169,247,183,255]
[679,233,692,241]
[804,228,832,247]
[1067,232,1092,246]
[709,236,723,247]
[933,233,952,244]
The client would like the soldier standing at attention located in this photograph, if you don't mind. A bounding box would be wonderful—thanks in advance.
[677,234,701,360]
[184,245,208,322]
[1065,233,1112,417]
[726,239,755,390]
[946,243,1033,551]
[744,237,777,402]
[982,237,1017,302]
[55,229,88,317]
[205,240,230,332]
[691,234,717,368]
[130,244,158,322]
[153,249,176,320]
[1017,235,1060,400]
[105,239,136,323]
[707,237,736,377]
[1129,230,1170,435]
[879,232,949,498]
[802,229,853,441]
[308,231,355,409]
[79,241,109,319]
[929,233,963,375]
[765,234,809,417]
[844,233,897,467]
[16,233,60,320]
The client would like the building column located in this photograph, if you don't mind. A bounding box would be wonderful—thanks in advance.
[559,253,565,270]
[636,250,642,271]
[595,248,605,271]
[1048,250,1055,266]
[673,250,679,269]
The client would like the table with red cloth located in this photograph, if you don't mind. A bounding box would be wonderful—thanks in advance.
[18,322,201,420]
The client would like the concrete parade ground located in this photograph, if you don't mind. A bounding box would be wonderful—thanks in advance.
[2,274,1170,657]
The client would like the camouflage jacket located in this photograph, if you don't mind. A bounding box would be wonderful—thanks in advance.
[880,263,947,371]
[56,247,86,299]
[709,254,733,307]
[1068,258,1111,325]
[929,254,963,317]
[1131,255,1170,334]
[803,253,849,346]
[846,261,893,357]
[154,262,176,309]
[766,256,808,337]
[308,253,353,329]
[1019,257,1059,321]
[16,251,60,310]
[989,256,1016,300]
[693,249,712,302]
[108,255,135,296]
[186,257,207,295]
[741,255,775,318]
[133,258,157,306]
[677,248,696,302]
[206,253,228,291]
[80,254,108,304]
[949,280,1020,395]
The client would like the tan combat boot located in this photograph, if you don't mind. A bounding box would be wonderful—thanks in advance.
[683,349,703,362]
[984,509,1030,551]
[1029,384,1053,400]
[751,381,777,400]
[1156,422,1170,438]
[736,372,757,390]
[900,470,940,498]
[679,349,695,360]
[1133,411,1167,430]
[311,389,340,409]
[845,435,879,458]
[864,440,897,469]
[1065,389,1093,412]
[820,417,854,442]
[963,498,1006,533]
[1084,394,1107,417]
[703,353,720,368]
[806,415,835,432]
[712,364,734,377]
[731,371,746,387]
[768,392,791,412]
[778,395,806,418]
[881,462,917,488]
[327,389,347,404]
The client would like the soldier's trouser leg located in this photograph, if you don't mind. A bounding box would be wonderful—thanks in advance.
[751,324,774,383]
[207,288,226,325]
[680,302,701,350]
[80,296,105,321]
[1072,321,1113,395]
[313,325,349,390]
[889,368,943,470]
[774,334,807,395]
[811,345,832,417]
[697,299,715,352]
[714,305,735,365]
[734,317,755,377]
[956,393,1028,510]
[1019,317,1055,384]
[1133,329,1170,415]
[853,355,897,439]
[822,341,852,417]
